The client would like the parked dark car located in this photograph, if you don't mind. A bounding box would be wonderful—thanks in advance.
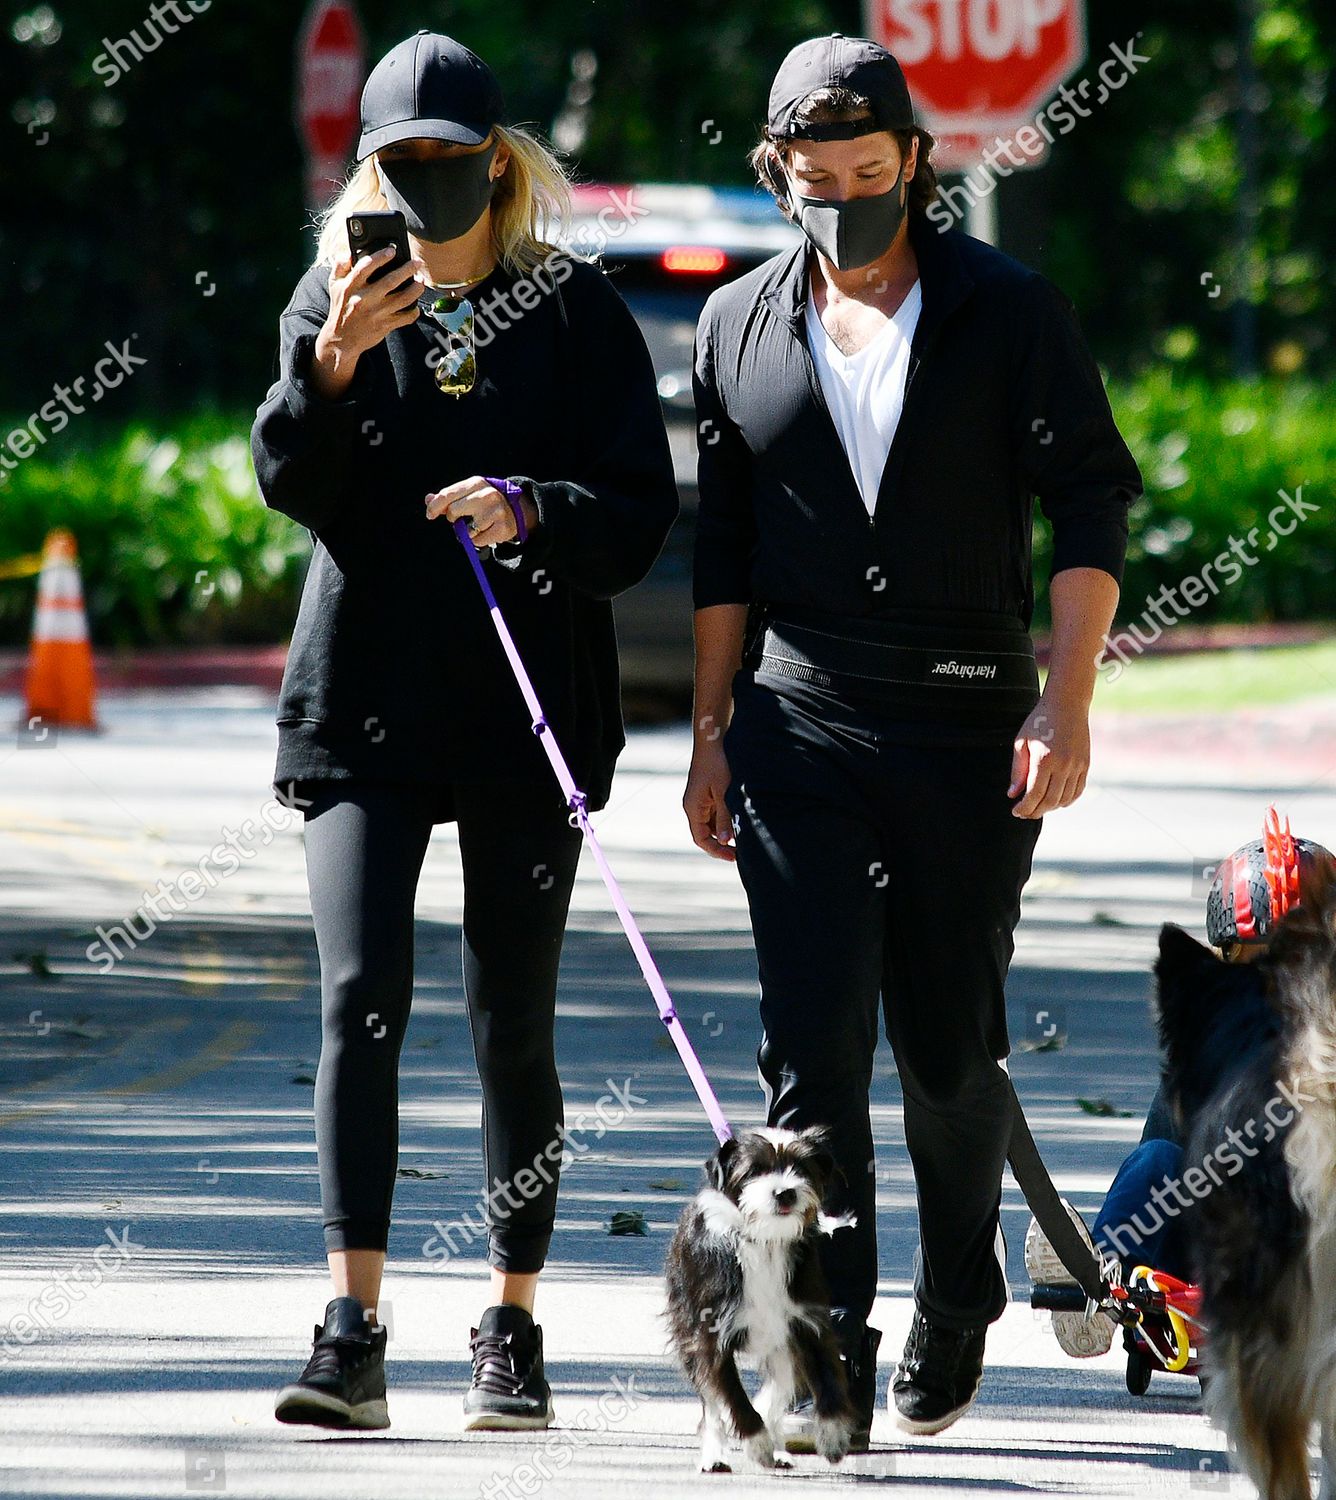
[558,184,802,700]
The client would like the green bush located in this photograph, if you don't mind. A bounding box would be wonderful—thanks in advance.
[0,373,1331,648]
[0,410,310,648]
[1032,371,1336,626]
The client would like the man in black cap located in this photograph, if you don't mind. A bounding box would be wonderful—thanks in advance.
[684,32,1142,1450]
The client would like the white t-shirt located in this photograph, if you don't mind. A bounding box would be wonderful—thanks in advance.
[804,278,923,517]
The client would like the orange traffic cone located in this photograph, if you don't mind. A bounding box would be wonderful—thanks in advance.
[24,529,98,730]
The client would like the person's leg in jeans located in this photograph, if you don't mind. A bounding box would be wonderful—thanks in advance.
[1093,1139,1189,1278]
[454,776,584,1312]
[722,681,886,1325]
[303,781,438,1319]
[879,738,1043,1331]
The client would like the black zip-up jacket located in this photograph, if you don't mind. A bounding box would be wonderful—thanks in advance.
[250,253,678,811]
[692,210,1142,630]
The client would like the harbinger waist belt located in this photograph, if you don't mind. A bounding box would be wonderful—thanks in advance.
[751,604,1040,715]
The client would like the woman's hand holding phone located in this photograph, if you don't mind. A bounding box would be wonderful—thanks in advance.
[309,247,427,401]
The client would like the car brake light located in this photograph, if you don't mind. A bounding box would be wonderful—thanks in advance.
[661,246,728,274]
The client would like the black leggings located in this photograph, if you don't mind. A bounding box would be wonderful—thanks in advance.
[722,671,1043,1331]
[301,778,583,1270]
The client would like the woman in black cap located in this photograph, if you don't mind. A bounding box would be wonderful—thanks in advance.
[684,32,1141,1453]
[253,31,676,1433]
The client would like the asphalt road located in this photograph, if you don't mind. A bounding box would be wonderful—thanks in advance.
[2,687,1334,1499]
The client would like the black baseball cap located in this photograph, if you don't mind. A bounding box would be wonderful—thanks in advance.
[767,33,915,140]
[356,31,504,160]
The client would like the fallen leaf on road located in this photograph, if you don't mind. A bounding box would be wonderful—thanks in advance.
[609,1210,649,1236]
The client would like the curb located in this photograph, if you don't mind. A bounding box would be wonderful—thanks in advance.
[0,647,288,695]
[0,625,1329,695]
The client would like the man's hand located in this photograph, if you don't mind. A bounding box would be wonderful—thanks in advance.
[425,475,538,547]
[1008,693,1091,818]
[684,739,736,861]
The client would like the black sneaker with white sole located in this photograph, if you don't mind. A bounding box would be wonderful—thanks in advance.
[781,1315,881,1454]
[462,1304,554,1431]
[274,1295,389,1430]
[890,1308,985,1435]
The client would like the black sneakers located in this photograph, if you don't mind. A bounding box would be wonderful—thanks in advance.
[890,1308,986,1435]
[462,1303,555,1430]
[274,1295,389,1430]
[781,1315,882,1454]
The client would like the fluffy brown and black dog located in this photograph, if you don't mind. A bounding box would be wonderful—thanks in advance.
[1154,871,1336,1500]
[664,1126,857,1471]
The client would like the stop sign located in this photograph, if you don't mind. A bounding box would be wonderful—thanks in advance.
[866,0,1085,132]
[296,0,365,163]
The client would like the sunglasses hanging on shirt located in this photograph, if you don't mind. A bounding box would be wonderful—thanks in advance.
[420,291,477,397]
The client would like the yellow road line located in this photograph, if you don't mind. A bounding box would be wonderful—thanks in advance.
[0,805,147,841]
[0,1018,262,1127]
[110,1019,260,1096]
[2,1017,187,1099]
[0,828,148,890]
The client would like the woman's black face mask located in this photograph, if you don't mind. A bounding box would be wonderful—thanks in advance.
[377,141,499,243]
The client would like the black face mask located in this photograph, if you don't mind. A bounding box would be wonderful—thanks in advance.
[378,142,499,243]
[789,170,906,272]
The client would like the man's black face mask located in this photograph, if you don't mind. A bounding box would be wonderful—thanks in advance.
[378,142,499,244]
[787,167,907,272]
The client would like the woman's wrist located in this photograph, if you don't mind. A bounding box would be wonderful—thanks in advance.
[310,328,360,401]
[517,491,539,537]
[484,476,537,543]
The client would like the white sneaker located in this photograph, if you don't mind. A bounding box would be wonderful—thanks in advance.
[1024,1202,1116,1359]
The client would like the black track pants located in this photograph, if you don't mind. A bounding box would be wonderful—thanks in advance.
[721,672,1043,1330]
[301,778,583,1269]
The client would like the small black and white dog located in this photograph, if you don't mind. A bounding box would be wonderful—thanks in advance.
[1155,891,1336,1500]
[664,1125,858,1472]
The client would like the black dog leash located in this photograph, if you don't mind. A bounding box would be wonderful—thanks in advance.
[1007,1081,1109,1300]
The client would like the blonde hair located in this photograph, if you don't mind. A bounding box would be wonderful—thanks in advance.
[311,122,573,275]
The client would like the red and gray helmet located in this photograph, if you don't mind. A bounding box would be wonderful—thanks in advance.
[1206,805,1332,948]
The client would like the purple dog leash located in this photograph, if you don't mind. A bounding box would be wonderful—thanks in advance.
[455,505,734,1146]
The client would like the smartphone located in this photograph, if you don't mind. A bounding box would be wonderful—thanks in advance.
[346,210,411,283]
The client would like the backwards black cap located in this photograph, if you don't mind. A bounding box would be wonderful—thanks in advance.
[767,32,915,141]
[356,30,504,160]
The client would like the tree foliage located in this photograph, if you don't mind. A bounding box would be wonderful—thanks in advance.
[2,0,1330,424]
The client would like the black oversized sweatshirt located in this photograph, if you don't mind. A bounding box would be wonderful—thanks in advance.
[250,252,678,811]
[692,210,1143,629]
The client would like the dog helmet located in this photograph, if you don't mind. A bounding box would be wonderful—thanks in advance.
[1206,805,1333,948]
